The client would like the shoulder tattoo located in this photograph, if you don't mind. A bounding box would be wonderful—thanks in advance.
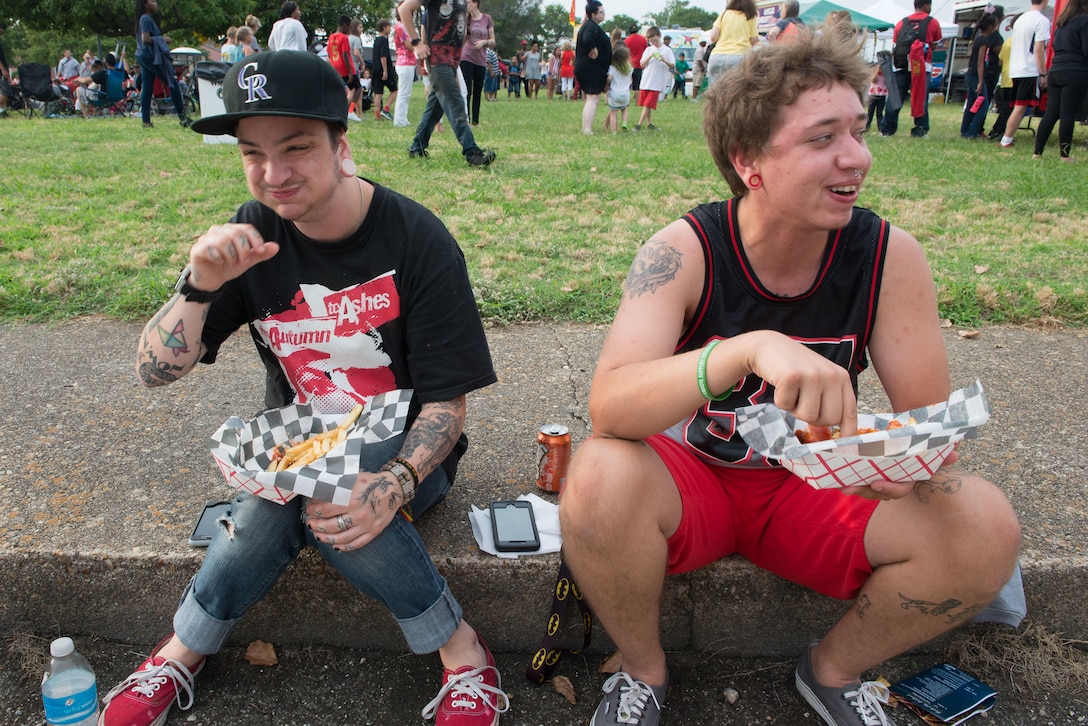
[625,238,682,298]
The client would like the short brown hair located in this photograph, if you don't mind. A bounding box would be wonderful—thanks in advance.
[702,27,868,197]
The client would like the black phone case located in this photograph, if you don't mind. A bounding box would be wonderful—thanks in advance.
[188,501,232,547]
[490,500,540,552]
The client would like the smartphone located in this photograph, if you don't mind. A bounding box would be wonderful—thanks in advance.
[188,501,232,547]
[490,500,540,552]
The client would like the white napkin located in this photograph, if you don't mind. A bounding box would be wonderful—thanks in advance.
[469,493,562,559]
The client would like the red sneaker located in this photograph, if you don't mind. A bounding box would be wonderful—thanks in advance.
[98,635,205,726]
[421,636,509,726]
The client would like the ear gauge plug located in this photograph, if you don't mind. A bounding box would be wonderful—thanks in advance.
[341,158,357,176]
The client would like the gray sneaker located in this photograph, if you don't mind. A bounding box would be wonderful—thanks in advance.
[795,640,895,726]
[590,671,667,726]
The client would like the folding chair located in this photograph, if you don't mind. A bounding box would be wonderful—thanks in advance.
[14,62,73,119]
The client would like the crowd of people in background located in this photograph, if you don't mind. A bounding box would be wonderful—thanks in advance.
[1,0,1085,161]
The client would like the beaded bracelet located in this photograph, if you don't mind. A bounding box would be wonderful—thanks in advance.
[381,459,417,503]
[696,339,735,401]
[390,457,419,489]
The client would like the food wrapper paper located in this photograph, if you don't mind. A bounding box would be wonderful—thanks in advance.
[207,390,413,505]
[735,380,989,490]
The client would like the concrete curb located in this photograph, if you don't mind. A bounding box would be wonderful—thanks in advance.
[1,320,1085,656]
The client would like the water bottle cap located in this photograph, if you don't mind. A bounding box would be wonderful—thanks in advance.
[50,637,75,657]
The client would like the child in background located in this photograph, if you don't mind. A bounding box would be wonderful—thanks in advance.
[635,26,675,130]
[672,52,689,98]
[484,47,500,101]
[604,45,633,132]
[867,57,889,130]
[507,55,522,99]
[220,27,242,64]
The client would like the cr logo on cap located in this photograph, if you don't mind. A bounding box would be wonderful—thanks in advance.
[238,62,272,104]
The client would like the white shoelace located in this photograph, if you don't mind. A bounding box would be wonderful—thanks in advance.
[103,658,199,711]
[420,664,510,720]
[600,672,662,725]
[843,680,893,726]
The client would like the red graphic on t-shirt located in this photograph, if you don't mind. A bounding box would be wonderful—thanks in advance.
[253,272,402,412]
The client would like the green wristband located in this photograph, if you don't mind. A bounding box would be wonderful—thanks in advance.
[696,339,735,401]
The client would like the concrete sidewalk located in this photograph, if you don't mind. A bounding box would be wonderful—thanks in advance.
[0,320,1086,719]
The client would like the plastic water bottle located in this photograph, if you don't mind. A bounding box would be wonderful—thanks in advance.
[41,637,98,726]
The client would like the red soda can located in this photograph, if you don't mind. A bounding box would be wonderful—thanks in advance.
[536,424,571,493]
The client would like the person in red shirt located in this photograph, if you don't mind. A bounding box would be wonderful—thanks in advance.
[624,23,648,93]
[879,0,943,137]
[326,15,361,120]
[560,39,576,99]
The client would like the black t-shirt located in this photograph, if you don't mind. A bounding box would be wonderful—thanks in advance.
[968,33,988,77]
[425,0,467,67]
[372,35,391,80]
[984,31,1003,84]
[664,199,889,467]
[1051,14,1088,74]
[199,180,497,479]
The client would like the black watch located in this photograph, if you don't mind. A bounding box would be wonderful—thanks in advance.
[174,264,223,303]
[410,38,421,47]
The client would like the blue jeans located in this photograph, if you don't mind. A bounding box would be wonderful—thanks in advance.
[880,70,929,136]
[409,63,481,159]
[173,433,462,655]
[137,54,185,124]
[960,73,990,139]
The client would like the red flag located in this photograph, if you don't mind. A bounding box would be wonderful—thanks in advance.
[570,0,577,25]
[909,40,926,118]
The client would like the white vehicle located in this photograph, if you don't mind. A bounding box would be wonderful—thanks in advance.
[660,27,709,97]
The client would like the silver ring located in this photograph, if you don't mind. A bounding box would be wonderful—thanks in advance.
[337,515,347,531]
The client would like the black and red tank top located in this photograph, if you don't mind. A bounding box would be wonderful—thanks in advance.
[661,198,890,468]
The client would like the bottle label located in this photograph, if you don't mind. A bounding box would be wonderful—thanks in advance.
[43,681,97,725]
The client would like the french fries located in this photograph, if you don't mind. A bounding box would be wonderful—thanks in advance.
[796,418,915,444]
[266,404,363,472]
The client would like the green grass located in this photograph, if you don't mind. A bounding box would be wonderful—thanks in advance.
[1,93,1086,326]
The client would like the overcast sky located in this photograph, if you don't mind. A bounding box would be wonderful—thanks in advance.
[603,1,687,24]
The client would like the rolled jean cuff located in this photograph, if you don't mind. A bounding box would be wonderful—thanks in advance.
[173,580,237,656]
[398,580,463,654]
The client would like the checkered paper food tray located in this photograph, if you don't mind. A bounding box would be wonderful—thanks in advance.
[734,380,990,490]
[207,390,413,505]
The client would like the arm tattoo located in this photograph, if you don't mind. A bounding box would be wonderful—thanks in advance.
[136,297,205,387]
[624,239,682,298]
[138,351,187,386]
[914,470,964,504]
[353,472,404,514]
[400,399,466,479]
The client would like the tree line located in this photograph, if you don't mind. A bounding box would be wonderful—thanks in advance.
[1,0,716,67]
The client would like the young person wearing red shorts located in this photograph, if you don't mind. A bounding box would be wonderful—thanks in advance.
[634,26,674,130]
[560,29,1023,726]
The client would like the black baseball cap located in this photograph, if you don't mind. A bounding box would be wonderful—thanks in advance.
[190,50,348,137]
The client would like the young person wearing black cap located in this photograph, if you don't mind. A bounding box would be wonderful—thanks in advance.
[99,50,508,726]
[399,0,497,166]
